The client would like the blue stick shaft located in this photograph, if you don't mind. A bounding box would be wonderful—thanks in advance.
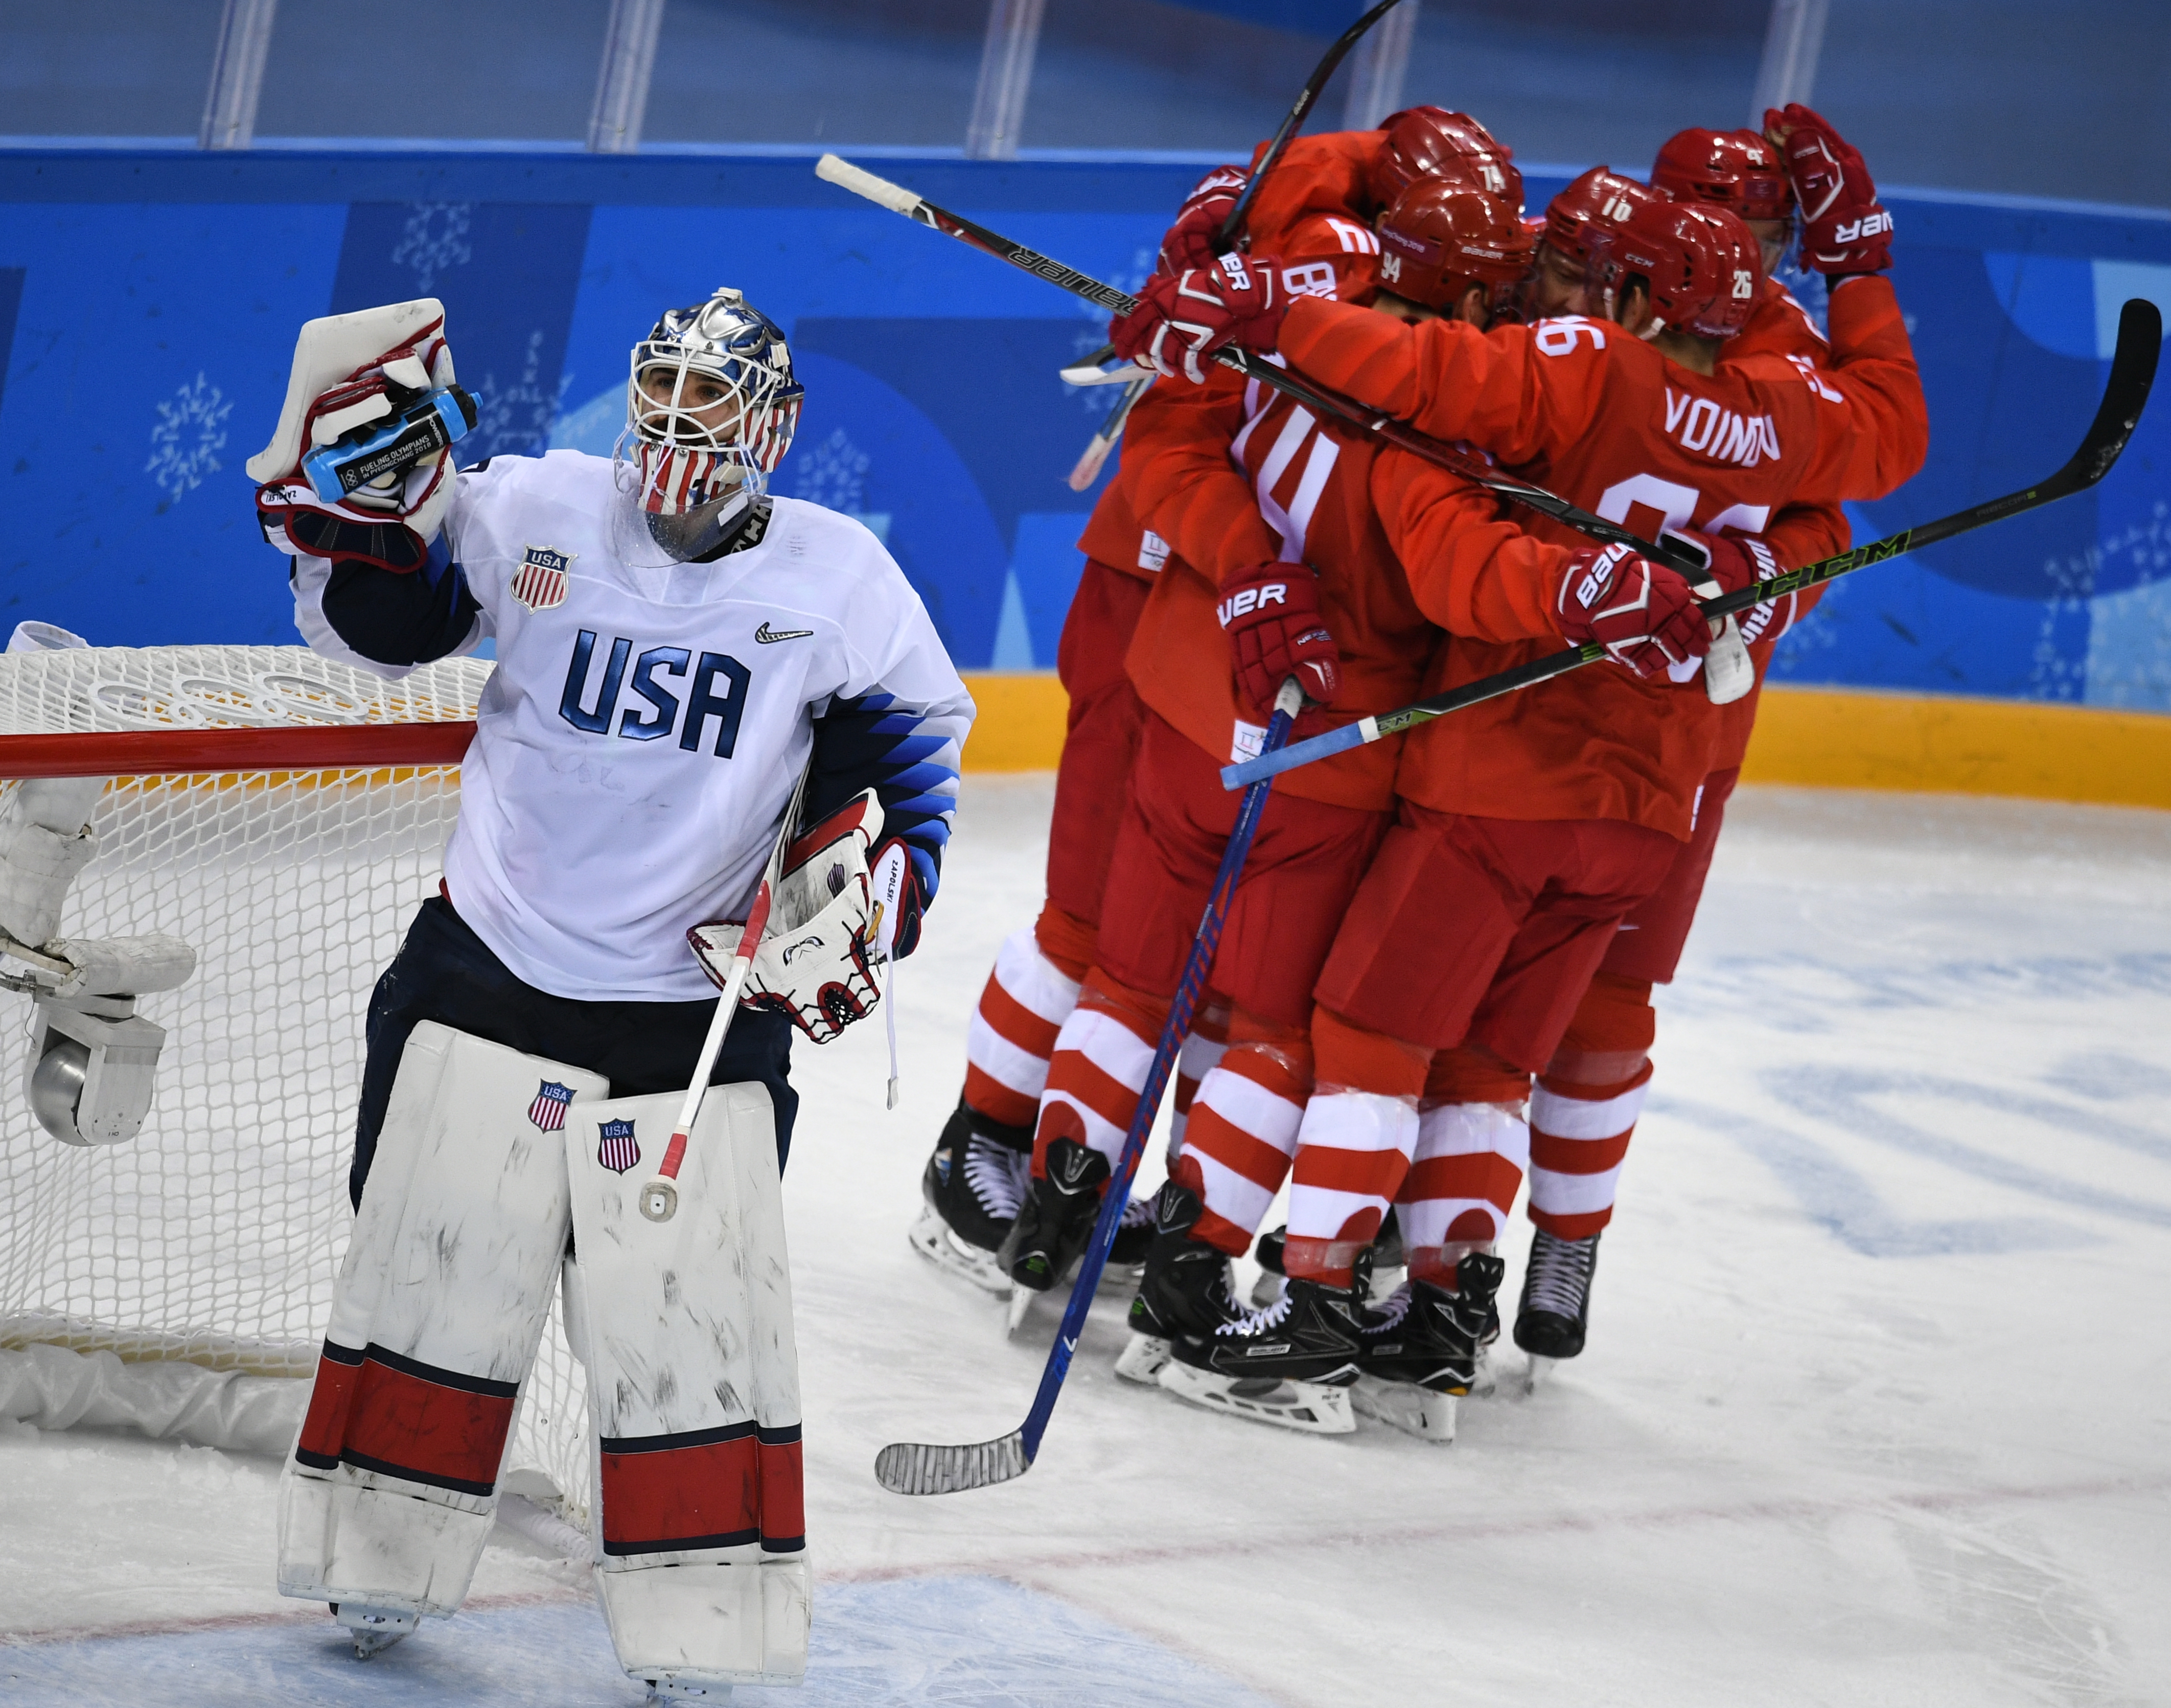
[1018,690,1299,1462]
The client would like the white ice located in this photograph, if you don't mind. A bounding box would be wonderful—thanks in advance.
[4,776,2169,1706]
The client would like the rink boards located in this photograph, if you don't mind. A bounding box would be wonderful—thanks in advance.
[0,146,2166,715]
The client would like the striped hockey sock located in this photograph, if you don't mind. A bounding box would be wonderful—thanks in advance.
[963,920,1087,1130]
[1527,1061,1651,1240]
[1175,1019,1311,1257]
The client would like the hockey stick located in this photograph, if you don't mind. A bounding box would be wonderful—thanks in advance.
[812,153,1706,578]
[874,678,1306,1495]
[639,764,814,1223]
[1221,297,2164,790]
[1213,0,1409,251]
[1057,0,1403,491]
[1067,373,1150,491]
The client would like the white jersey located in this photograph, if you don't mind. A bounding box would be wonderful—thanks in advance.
[293,450,974,1002]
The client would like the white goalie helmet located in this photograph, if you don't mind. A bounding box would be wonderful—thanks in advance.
[615,287,803,562]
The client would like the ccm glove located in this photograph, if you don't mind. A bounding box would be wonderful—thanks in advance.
[1216,562,1342,714]
[1110,251,1292,384]
[1556,543,1713,680]
[1766,103,1893,274]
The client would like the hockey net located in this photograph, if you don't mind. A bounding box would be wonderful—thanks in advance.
[0,643,594,1522]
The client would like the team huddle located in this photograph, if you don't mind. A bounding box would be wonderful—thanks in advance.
[915,101,1928,1439]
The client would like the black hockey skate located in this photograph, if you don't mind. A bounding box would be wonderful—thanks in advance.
[909,1096,1032,1296]
[1351,1250,1506,1443]
[1000,1136,1112,1328]
[1515,1228,1600,1365]
[1158,1264,1371,1435]
[1250,1207,1404,1307]
[1115,1179,1242,1387]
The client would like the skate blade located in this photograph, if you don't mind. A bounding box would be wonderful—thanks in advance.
[1351,1374,1456,1442]
[907,1205,1012,1296]
[1113,1332,1171,1386]
[335,1603,419,1659]
[1006,1284,1036,1334]
[1156,1360,1356,1435]
[1521,1354,1555,1395]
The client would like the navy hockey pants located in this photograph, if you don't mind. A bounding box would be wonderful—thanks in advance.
[350,895,798,1210]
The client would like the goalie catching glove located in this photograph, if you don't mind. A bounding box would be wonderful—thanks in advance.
[249,299,475,574]
[688,790,920,1045]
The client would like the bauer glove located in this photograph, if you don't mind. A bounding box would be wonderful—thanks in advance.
[1216,562,1343,714]
[1110,252,1292,384]
[1765,103,1893,275]
[1555,543,1713,681]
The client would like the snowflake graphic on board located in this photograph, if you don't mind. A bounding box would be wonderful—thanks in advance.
[390,202,474,294]
[145,373,233,507]
[788,428,871,513]
[470,329,573,460]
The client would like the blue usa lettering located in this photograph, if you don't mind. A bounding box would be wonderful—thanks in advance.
[559,630,751,757]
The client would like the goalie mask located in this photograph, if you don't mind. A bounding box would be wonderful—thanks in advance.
[614,287,804,564]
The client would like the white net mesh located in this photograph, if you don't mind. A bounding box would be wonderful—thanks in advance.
[0,644,594,1521]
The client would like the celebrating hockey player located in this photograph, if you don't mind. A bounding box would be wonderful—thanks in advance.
[917,106,1522,1296]
[1512,105,1926,1367]
[249,287,971,1691]
[1107,172,1923,1436]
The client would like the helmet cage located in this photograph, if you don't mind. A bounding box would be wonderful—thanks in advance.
[622,288,804,518]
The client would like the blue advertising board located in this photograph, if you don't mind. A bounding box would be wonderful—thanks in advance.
[0,147,2166,709]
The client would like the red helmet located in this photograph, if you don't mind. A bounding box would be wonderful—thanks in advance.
[1369,107,1523,218]
[1543,166,1667,268]
[1649,127,1794,222]
[1591,200,1764,340]
[1374,178,1536,315]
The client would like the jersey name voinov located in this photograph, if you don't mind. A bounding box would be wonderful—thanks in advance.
[560,632,753,755]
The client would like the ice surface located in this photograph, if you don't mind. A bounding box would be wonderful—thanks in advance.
[4,778,2169,1706]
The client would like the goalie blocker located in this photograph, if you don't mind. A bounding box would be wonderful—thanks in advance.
[280,1021,809,1689]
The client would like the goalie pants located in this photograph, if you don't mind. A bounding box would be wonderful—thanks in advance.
[1279,805,1679,1285]
[351,895,798,1209]
[1033,710,1387,1184]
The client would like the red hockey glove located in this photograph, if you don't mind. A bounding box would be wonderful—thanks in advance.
[1766,103,1892,274]
[1555,543,1713,680]
[1109,252,1292,385]
[1216,562,1342,713]
[1158,165,1247,276]
[1692,530,1798,647]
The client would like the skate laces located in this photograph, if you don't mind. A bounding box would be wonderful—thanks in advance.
[1363,1281,1412,1336]
[963,1136,1029,1220]
[1216,1290,1295,1338]
[1524,1230,1597,1319]
[1119,1196,1155,1231]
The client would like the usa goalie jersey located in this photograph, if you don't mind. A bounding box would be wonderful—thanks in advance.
[291,449,975,1002]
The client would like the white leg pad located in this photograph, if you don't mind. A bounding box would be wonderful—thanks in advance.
[567,1083,808,1688]
[278,1021,609,1617]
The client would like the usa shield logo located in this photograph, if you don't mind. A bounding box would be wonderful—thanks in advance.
[596,1118,640,1174]
[528,1080,575,1132]
[512,545,573,611]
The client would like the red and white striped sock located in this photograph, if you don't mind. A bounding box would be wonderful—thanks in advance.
[1176,1017,1310,1256]
[1400,1102,1530,1283]
[1527,1061,1651,1240]
[1033,970,1168,1178]
[1167,995,1232,1164]
[1282,1007,1431,1285]
[964,925,1083,1132]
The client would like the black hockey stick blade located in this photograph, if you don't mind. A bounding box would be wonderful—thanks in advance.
[1214,0,1408,251]
[875,1430,1030,1497]
[1222,297,2162,790]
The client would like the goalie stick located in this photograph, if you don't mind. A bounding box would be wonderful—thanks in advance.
[812,153,1708,579]
[1059,0,1407,487]
[638,764,813,1223]
[874,679,1306,1496]
[1220,296,2164,790]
